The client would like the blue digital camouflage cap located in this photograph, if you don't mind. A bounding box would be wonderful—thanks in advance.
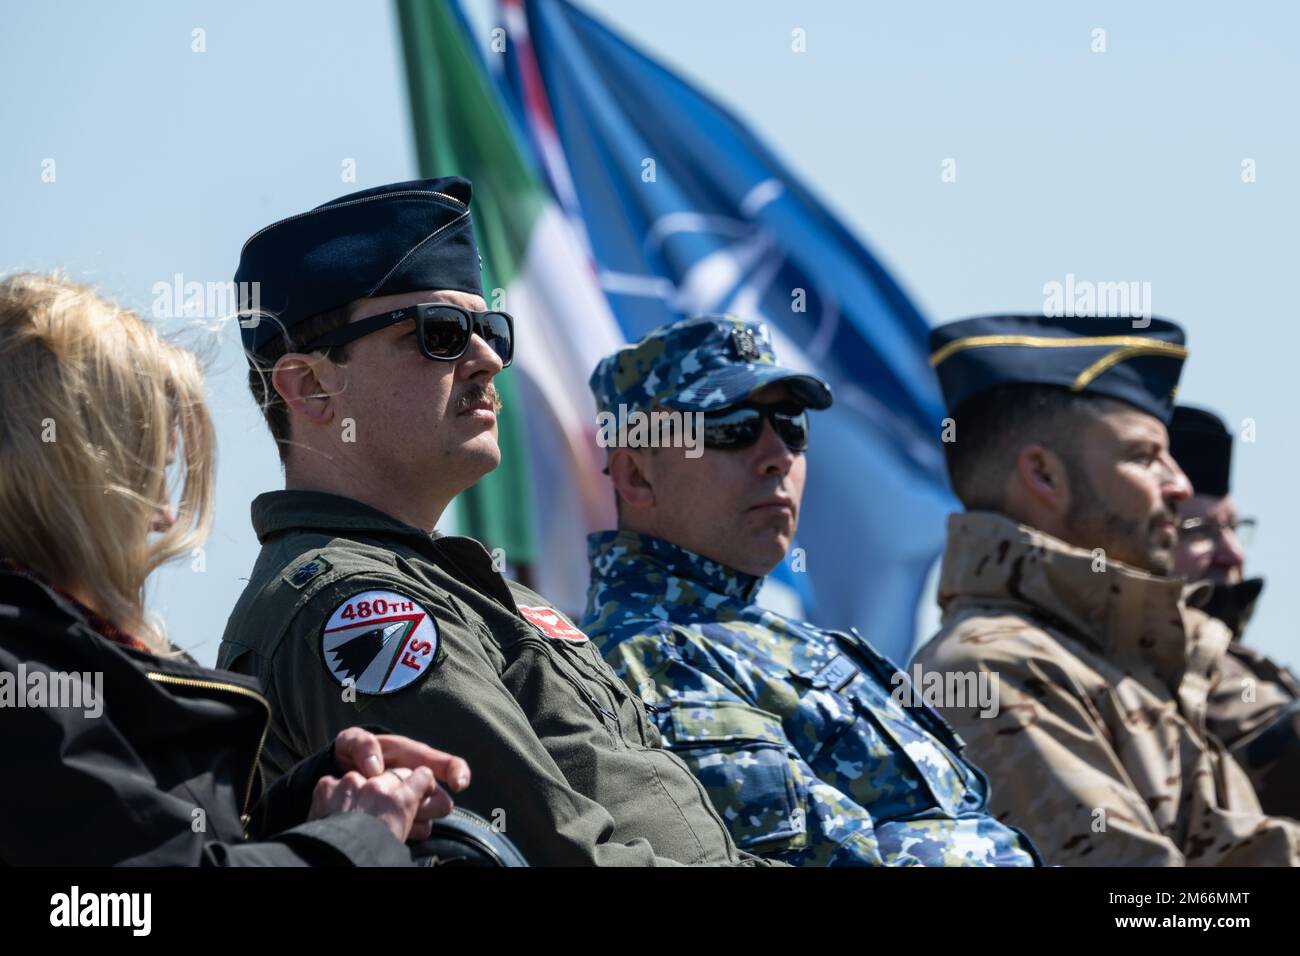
[588,314,833,415]
[234,177,483,358]
[930,314,1188,422]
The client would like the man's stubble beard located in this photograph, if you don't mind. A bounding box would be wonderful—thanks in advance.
[1061,455,1176,576]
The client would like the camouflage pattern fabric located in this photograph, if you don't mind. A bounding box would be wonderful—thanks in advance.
[588,314,832,416]
[913,510,1300,866]
[582,528,1040,867]
[1207,637,1300,820]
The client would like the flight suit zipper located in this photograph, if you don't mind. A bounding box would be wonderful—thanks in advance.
[425,535,631,734]
[146,672,271,831]
[561,646,628,731]
[512,636,623,733]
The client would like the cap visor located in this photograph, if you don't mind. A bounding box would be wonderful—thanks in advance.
[665,364,833,411]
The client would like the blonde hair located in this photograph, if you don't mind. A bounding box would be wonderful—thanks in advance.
[0,273,215,652]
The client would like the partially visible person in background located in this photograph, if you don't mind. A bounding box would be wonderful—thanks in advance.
[1169,404,1300,819]
[0,272,469,865]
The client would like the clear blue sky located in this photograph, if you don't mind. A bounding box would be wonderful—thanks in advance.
[2,1,1295,669]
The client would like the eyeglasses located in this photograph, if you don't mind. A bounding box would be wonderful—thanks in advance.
[302,303,514,367]
[701,401,810,452]
[1177,515,1257,547]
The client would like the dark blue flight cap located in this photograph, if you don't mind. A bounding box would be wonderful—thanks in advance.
[929,314,1188,422]
[234,177,483,357]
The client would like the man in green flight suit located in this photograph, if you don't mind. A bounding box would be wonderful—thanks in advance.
[217,177,773,867]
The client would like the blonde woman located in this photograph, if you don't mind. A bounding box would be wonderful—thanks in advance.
[0,272,471,865]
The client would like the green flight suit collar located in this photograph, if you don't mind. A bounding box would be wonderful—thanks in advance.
[251,490,440,545]
[250,490,522,611]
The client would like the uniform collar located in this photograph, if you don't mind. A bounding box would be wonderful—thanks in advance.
[587,529,763,606]
[251,490,440,545]
[938,511,1227,696]
[251,490,520,610]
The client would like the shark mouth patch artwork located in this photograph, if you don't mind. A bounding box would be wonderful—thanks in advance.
[320,590,439,694]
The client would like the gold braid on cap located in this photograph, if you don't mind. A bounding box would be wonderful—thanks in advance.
[929,334,1188,391]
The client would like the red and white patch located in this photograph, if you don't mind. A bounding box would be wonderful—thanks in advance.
[320,590,438,695]
[518,604,589,643]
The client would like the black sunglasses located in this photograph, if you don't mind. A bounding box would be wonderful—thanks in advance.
[701,401,810,452]
[302,303,514,367]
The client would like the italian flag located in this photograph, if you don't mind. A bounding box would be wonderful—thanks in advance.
[396,0,625,613]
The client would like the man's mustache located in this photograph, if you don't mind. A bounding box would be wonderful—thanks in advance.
[1151,506,1178,531]
[456,382,503,414]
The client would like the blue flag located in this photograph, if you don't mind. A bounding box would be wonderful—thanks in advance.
[494,0,956,658]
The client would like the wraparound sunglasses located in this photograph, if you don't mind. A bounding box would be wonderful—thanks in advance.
[303,303,514,367]
[702,401,810,452]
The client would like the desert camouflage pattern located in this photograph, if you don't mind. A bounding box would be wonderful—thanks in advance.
[1207,634,1300,820]
[582,528,1039,867]
[913,510,1300,866]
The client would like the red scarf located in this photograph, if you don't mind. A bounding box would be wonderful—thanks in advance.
[0,556,152,653]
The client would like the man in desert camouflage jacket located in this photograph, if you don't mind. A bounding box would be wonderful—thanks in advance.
[913,313,1300,866]
[581,314,1040,866]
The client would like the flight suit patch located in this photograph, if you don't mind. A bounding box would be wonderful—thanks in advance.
[320,590,438,695]
[518,604,589,643]
[285,555,332,589]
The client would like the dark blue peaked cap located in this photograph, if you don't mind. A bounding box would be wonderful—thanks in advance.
[234,177,483,357]
[930,314,1188,422]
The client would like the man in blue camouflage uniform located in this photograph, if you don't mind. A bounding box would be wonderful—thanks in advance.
[581,315,1040,866]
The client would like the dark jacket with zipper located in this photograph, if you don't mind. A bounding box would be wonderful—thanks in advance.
[0,568,413,866]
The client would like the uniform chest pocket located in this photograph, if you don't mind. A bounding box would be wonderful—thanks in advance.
[790,675,966,818]
[657,698,808,852]
[536,628,662,736]
[501,632,631,742]
[800,645,979,793]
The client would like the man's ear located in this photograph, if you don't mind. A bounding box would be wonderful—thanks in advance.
[271,353,336,428]
[1013,443,1071,516]
[609,448,655,513]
